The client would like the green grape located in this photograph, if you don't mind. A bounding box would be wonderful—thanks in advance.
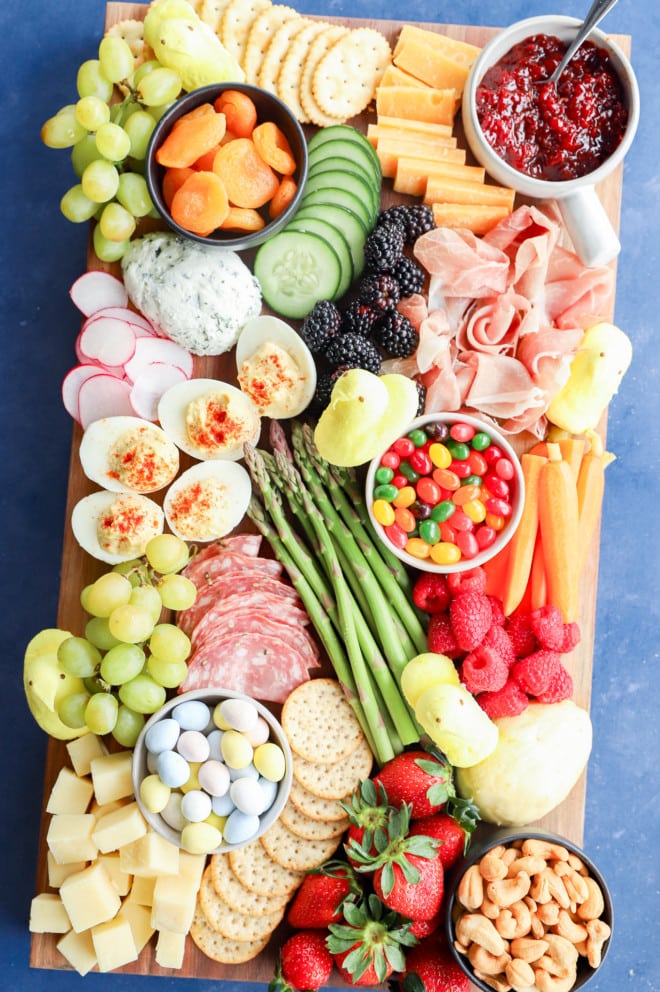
[145,534,190,574]
[85,616,121,651]
[100,642,146,685]
[83,675,107,695]
[113,704,145,747]
[146,654,188,689]
[99,201,136,242]
[146,101,176,123]
[75,95,111,131]
[60,184,98,223]
[131,59,160,88]
[93,223,131,263]
[98,35,135,84]
[57,636,102,678]
[86,571,133,618]
[156,573,197,611]
[108,603,155,644]
[116,172,153,218]
[84,692,119,735]
[95,121,131,162]
[113,558,150,587]
[149,623,191,664]
[41,106,88,149]
[76,59,114,101]
[71,134,103,178]
[129,584,163,624]
[122,110,156,161]
[81,159,119,203]
[58,692,91,729]
[137,67,182,107]
[119,673,166,714]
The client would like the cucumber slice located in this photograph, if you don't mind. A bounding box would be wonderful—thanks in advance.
[254,230,342,320]
[308,156,380,197]
[307,139,381,195]
[303,168,379,225]
[300,186,373,232]
[292,204,366,280]
[285,216,353,300]
[307,125,381,177]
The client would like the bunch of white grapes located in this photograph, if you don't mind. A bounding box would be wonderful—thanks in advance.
[40,34,183,262]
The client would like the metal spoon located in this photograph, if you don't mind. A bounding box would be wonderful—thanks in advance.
[543,0,621,85]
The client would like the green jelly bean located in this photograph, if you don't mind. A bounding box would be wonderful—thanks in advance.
[446,439,470,460]
[430,500,456,523]
[419,519,440,544]
[462,474,483,486]
[374,465,395,484]
[471,431,492,451]
[407,428,428,448]
[399,462,420,483]
[374,483,399,501]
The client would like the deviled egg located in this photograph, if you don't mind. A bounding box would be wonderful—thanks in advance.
[79,416,180,494]
[157,379,261,461]
[71,490,164,564]
[235,315,316,419]
[163,461,252,542]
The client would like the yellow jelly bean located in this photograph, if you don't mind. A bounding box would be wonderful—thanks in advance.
[429,442,452,468]
[406,537,431,559]
[253,741,286,782]
[430,541,462,565]
[372,498,395,526]
[393,485,416,508]
[180,761,201,793]
[180,821,222,855]
[462,498,487,523]
[139,773,170,813]
[221,730,253,769]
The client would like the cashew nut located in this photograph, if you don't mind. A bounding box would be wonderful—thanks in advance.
[495,900,532,940]
[536,901,561,926]
[567,852,588,875]
[576,875,605,921]
[554,861,590,904]
[534,966,577,992]
[509,936,549,963]
[480,853,509,881]
[538,934,578,978]
[505,957,536,991]
[457,864,485,910]
[506,855,547,878]
[531,868,570,909]
[467,943,511,976]
[487,871,531,908]
[482,896,503,920]
[501,846,520,866]
[555,908,588,944]
[585,918,611,968]
[473,970,513,992]
[521,839,570,862]
[455,913,507,956]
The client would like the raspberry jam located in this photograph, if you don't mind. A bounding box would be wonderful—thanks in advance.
[475,34,629,181]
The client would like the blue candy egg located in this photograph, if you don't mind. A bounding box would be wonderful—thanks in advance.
[257,775,279,812]
[171,700,212,732]
[223,809,260,846]
[145,717,180,754]
[157,749,191,789]
[206,729,224,760]
[211,792,236,817]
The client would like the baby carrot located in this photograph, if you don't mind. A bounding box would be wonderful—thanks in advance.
[502,452,546,616]
[529,530,547,610]
[538,442,580,622]
[481,543,511,597]
[576,432,607,575]
[558,437,586,485]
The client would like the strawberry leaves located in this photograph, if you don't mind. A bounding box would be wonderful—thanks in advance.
[328,893,417,984]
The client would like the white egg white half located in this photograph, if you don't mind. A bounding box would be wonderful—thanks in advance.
[79,415,179,493]
[163,460,252,542]
[157,378,261,461]
[71,490,165,565]
[235,315,317,418]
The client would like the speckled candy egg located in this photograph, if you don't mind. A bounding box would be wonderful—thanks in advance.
[223,809,260,845]
[176,729,210,763]
[198,759,231,797]
[172,700,212,731]
[145,717,180,754]
[157,750,190,789]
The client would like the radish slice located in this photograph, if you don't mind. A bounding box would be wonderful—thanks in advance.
[62,365,107,423]
[78,315,137,368]
[78,374,134,429]
[124,337,194,384]
[130,363,188,422]
[74,334,127,379]
[70,271,128,316]
[91,306,158,336]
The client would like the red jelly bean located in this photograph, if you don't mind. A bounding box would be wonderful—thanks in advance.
[450,422,476,443]
[440,522,457,544]
[416,477,441,505]
[410,449,433,475]
[393,437,415,458]
[384,522,408,550]
[475,525,498,550]
[450,509,474,532]
[483,444,505,464]
[457,530,480,559]
[451,458,474,479]
[391,474,409,489]
[483,472,510,499]
[380,450,400,470]
[495,456,515,481]
[485,496,512,518]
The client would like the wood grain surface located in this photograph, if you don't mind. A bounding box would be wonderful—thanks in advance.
[30,2,630,983]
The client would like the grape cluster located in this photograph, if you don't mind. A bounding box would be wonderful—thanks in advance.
[55,534,196,747]
[40,35,184,262]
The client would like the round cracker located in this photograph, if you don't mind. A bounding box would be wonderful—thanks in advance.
[281,678,365,764]
[200,0,234,34]
[312,27,392,120]
[210,852,289,918]
[280,800,349,841]
[292,735,374,799]
[199,865,285,942]
[221,0,272,68]
[277,19,330,123]
[260,817,342,871]
[190,902,270,963]
[228,837,304,897]
[243,4,299,85]
[299,24,350,126]
[288,777,352,822]
[258,14,309,94]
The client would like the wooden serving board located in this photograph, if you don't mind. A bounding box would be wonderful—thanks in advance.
[30,2,630,984]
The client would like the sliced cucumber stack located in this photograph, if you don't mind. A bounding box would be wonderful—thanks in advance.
[254,125,382,319]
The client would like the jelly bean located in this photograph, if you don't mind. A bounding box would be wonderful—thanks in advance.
[407,428,428,447]
[140,774,170,814]
[176,729,210,763]
[380,450,400,470]
[471,431,492,451]
[161,791,186,831]
[457,531,480,559]
[450,509,474,532]
[476,525,498,550]
[462,473,483,487]
[157,750,190,789]
[483,443,505,464]
[430,500,456,523]
[393,437,415,457]
[391,473,409,489]
[384,522,408,549]
[394,506,416,532]
[373,498,395,527]
[430,541,461,565]
[393,485,416,508]
[411,499,432,520]
[223,810,260,846]
[433,468,460,490]
[230,777,269,816]
[398,462,420,483]
[253,741,286,781]
[467,450,488,476]
[198,759,231,797]
[418,519,440,545]
[485,496,512,518]
[484,472,510,499]
[451,458,474,478]
[450,422,476,443]
[428,442,452,469]
[375,465,395,485]
[416,477,441,505]
[495,456,515,480]
[406,537,431,559]
[181,789,212,823]
[462,498,487,524]
[180,821,222,855]
[446,439,470,461]
[221,730,253,769]
[485,512,506,531]
[409,448,432,475]
[145,718,180,755]
[374,482,399,501]
[440,521,457,544]
[172,700,211,732]
[452,484,481,506]
[426,421,449,441]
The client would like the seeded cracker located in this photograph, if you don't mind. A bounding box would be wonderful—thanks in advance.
[244,4,299,85]
[281,677,366,763]
[199,865,285,941]
[312,27,392,120]
[199,0,233,34]
[292,735,374,799]
[258,15,309,94]
[221,0,272,69]
[277,20,330,123]
[210,852,289,917]
[190,903,270,963]
[260,817,343,871]
[288,776,352,822]
[228,838,304,897]
[280,800,349,841]
[299,24,350,126]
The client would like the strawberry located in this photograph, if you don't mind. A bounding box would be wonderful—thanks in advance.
[399,935,469,992]
[409,812,467,871]
[373,749,454,819]
[286,861,361,929]
[272,931,333,992]
[328,892,416,986]
[342,779,393,867]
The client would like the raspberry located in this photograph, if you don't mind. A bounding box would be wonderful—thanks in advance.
[559,621,581,653]
[449,592,492,651]
[511,649,562,696]
[427,613,461,659]
[487,595,506,627]
[413,573,451,614]
[529,605,566,650]
[447,567,487,596]
[482,624,516,668]
[505,612,538,657]
[461,644,509,694]
[534,664,574,703]
[477,679,529,720]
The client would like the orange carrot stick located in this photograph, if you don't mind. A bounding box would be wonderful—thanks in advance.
[558,437,586,485]
[538,442,580,622]
[482,543,511,598]
[576,432,607,575]
[502,452,546,616]
[530,530,547,610]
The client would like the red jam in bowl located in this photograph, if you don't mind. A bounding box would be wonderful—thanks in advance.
[475,33,629,181]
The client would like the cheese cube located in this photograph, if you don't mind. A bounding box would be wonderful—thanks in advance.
[93,801,147,854]
[29,893,71,933]
[119,831,179,878]
[67,733,108,777]
[120,901,155,952]
[97,854,132,897]
[151,873,198,934]
[46,767,94,815]
[56,928,97,976]
[91,913,138,972]
[47,813,98,864]
[155,928,186,969]
[91,797,129,820]
[59,861,121,933]
[178,851,206,887]
[47,850,88,888]
[123,873,155,907]
[90,751,134,806]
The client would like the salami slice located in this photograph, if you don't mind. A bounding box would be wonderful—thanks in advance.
[185,552,284,589]
[179,572,302,636]
[191,598,311,646]
[192,608,320,669]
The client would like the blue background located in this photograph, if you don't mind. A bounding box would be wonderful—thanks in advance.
[2,1,658,990]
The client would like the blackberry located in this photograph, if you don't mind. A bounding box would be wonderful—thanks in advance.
[341,299,380,336]
[358,273,401,312]
[392,255,426,297]
[299,299,342,353]
[414,379,427,416]
[377,204,435,244]
[372,311,419,358]
[311,366,349,414]
[363,221,405,273]
[325,332,382,374]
